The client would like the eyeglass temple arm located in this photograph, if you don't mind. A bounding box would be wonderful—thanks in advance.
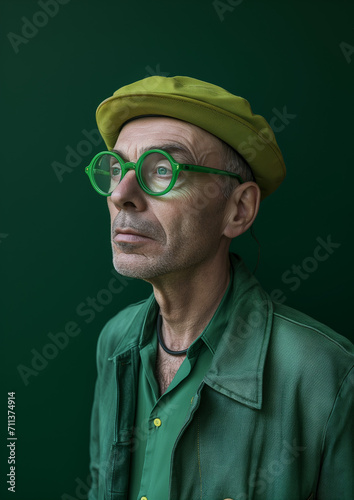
[85,165,109,176]
[179,164,243,183]
[91,168,110,176]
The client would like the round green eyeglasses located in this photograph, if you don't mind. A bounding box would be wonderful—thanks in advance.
[85,149,244,197]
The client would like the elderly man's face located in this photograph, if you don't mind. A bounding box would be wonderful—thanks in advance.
[107,116,232,281]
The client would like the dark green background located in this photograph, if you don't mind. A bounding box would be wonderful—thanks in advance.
[1,0,353,498]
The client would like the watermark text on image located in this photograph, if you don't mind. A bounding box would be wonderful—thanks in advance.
[52,129,103,183]
[17,270,131,386]
[213,0,244,22]
[7,392,16,493]
[340,40,354,64]
[0,233,9,244]
[7,0,72,54]
[271,235,341,303]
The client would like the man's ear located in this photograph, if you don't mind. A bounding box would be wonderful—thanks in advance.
[222,182,261,239]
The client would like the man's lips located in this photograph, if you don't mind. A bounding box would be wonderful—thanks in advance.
[113,228,153,244]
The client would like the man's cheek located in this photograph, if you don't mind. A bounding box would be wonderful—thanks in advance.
[163,182,212,210]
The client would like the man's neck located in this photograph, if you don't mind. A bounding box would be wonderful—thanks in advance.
[150,255,231,352]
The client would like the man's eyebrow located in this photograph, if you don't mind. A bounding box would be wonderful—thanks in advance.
[111,143,197,164]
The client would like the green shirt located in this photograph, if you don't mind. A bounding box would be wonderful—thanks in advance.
[88,254,354,500]
[129,270,234,500]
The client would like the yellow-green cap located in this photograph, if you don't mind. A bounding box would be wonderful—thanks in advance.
[96,76,286,200]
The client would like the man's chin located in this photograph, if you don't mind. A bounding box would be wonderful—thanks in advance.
[113,253,155,279]
[112,253,172,281]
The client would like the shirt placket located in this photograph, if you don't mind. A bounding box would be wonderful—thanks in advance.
[135,346,194,500]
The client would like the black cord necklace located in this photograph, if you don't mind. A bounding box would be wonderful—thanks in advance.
[156,314,188,356]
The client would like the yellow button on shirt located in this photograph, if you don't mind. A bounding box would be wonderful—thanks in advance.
[153,418,161,427]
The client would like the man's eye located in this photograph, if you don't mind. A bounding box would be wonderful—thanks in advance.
[157,166,169,175]
[154,162,172,176]
[111,164,121,176]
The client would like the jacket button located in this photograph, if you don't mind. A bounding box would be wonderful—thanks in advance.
[141,497,148,500]
[154,418,162,427]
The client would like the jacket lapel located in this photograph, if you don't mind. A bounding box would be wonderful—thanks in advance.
[203,254,273,409]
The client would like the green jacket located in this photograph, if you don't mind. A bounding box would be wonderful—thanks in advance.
[88,255,354,500]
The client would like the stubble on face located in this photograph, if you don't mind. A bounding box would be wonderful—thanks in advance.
[111,211,168,279]
[111,197,227,282]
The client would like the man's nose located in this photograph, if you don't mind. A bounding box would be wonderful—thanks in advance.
[110,169,147,211]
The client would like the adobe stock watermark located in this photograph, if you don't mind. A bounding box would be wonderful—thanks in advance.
[60,399,178,499]
[52,64,169,184]
[184,176,226,217]
[0,233,9,244]
[218,300,269,356]
[235,439,306,499]
[270,235,341,304]
[101,64,171,135]
[52,128,103,183]
[349,368,354,388]
[16,270,131,386]
[238,106,297,165]
[217,235,341,356]
[144,64,170,78]
[61,456,112,500]
[130,400,179,454]
[183,104,296,218]
[213,0,244,22]
[7,0,71,55]
[340,33,354,64]
[61,474,92,500]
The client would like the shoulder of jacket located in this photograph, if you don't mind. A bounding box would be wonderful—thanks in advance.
[272,301,354,362]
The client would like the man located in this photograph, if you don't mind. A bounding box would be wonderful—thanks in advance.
[86,76,353,500]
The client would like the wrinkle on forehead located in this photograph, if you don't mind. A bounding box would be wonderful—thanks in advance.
[112,142,198,165]
[115,116,224,169]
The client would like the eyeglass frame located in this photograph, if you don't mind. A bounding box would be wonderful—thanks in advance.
[85,148,244,197]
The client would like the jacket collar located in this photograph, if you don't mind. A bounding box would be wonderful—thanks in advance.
[108,254,273,410]
[203,254,273,410]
